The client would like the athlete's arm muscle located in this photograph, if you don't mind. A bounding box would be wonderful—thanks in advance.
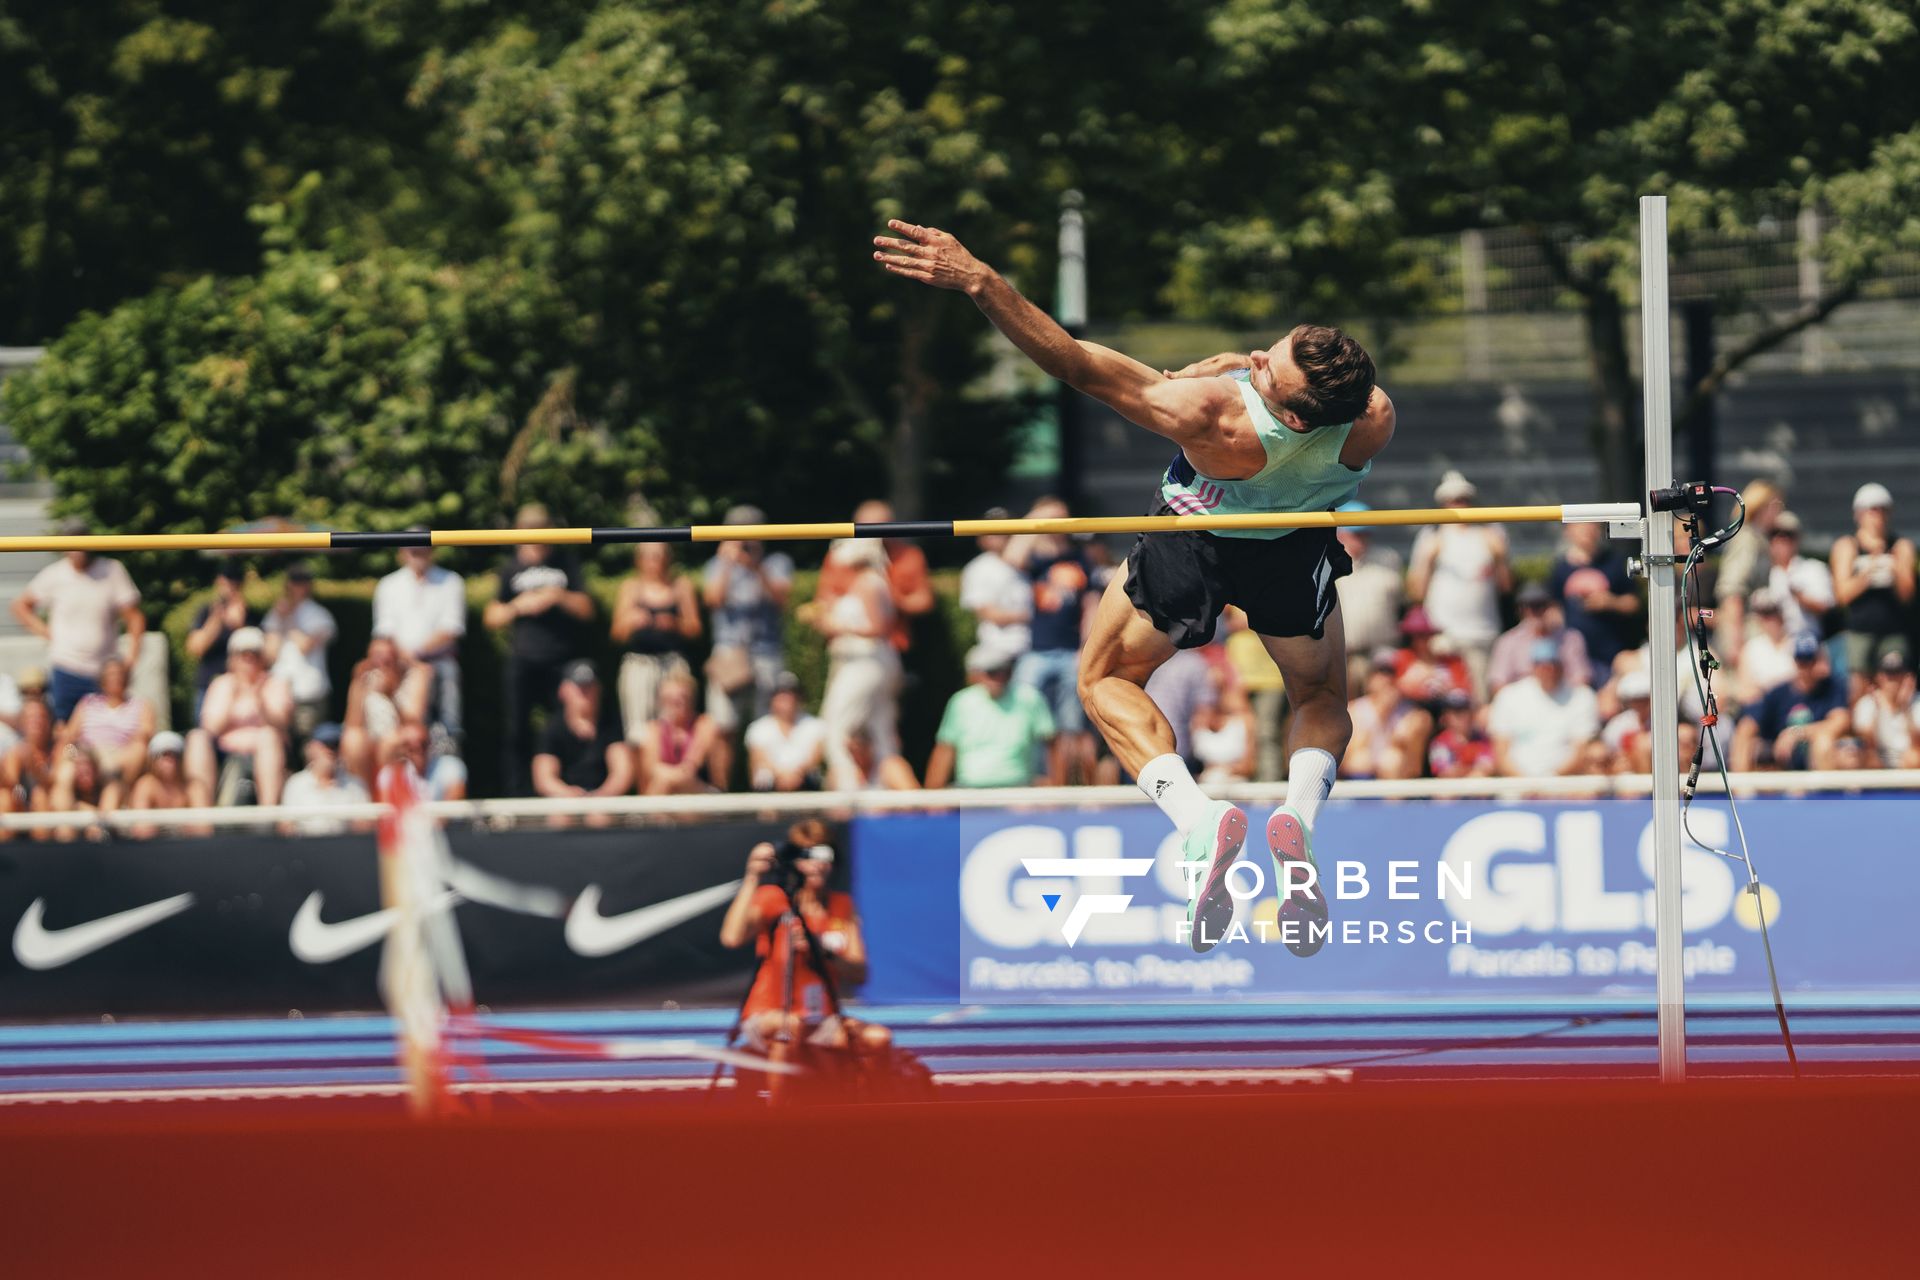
[873,219,1226,449]
[1340,387,1395,470]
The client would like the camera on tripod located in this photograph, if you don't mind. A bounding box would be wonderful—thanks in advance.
[769,837,835,900]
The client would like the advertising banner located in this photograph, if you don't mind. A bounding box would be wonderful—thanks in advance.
[0,820,811,1018]
[853,796,1920,1003]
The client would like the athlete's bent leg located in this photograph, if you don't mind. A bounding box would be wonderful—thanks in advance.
[1079,564,1245,953]
[1258,604,1352,958]
[1075,563,1179,777]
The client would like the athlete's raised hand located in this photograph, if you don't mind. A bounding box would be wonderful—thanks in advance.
[872,219,989,293]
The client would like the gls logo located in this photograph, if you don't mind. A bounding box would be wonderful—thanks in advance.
[1020,856,1154,946]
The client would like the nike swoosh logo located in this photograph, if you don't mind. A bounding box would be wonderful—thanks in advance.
[564,880,742,958]
[13,894,195,971]
[288,890,460,965]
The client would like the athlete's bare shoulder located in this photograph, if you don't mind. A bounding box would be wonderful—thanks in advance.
[1178,375,1268,479]
[1340,385,1395,469]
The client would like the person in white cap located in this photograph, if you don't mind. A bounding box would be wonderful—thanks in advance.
[1831,481,1916,699]
[1762,511,1834,642]
[125,730,204,839]
[185,626,293,807]
[1408,469,1510,698]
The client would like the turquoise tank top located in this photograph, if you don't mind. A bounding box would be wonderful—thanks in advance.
[1157,370,1368,539]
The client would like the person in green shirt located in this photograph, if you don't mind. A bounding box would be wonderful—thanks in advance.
[925,645,1056,789]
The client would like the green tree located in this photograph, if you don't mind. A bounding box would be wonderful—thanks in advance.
[1185,0,1920,497]
[2,241,628,587]
[418,0,1231,520]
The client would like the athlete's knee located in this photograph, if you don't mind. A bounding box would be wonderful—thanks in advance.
[1075,649,1116,708]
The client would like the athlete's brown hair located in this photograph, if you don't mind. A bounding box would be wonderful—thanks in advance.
[1283,325,1376,428]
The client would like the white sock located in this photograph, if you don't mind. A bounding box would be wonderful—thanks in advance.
[1138,753,1213,835]
[1282,748,1338,830]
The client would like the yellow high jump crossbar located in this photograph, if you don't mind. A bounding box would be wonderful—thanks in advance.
[0,503,1641,555]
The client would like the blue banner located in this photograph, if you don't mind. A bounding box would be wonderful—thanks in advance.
[851,795,1920,1003]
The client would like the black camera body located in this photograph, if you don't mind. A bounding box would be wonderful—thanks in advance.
[770,839,833,898]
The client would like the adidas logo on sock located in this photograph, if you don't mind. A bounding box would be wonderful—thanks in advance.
[1154,779,1170,797]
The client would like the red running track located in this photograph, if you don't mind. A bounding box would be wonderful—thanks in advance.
[1,1076,1913,1275]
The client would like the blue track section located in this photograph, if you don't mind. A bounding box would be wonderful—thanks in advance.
[4,996,1918,1096]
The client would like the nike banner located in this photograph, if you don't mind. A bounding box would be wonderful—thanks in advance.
[0,821,828,1019]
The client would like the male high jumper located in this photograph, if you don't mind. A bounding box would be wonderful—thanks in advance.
[874,219,1393,956]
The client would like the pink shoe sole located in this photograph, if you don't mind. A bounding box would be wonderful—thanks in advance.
[1267,811,1328,958]
[1189,807,1248,954]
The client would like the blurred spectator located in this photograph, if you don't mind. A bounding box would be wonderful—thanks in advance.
[389,721,469,801]
[746,672,828,793]
[1735,590,1798,706]
[613,542,701,744]
[372,538,467,742]
[340,637,431,788]
[1488,638,1600,777]
[1191,664,1255,785]
[813,538,903,778]
[1761,512,1834,640]
[280,722,371,835]
[1428,688,1495,779]
[1222,607,1288,781]
[533,661,633,802]
[1548,521,1641,669]
[1830,735,1869,771]
[10,522,146,723]
[959,509,1032,661]
[703,505,794,786]
[185,562,256,720]
[0,699,55,824]
[1611,611,1715,753]
[44,743,107,841]
[1732,634,1850,771]
[1852,652,1920,769]
[1333,502,1405,694]
[925,645,1055,789]
[1489,583,1592,692]
[1714,479,1787,658]
[1083,536,1119,592]
[126,731,203,839]
[1407,471,1509,697]
[1601,669,1660,775]
[1345,648,1432,781]
[1003,497,1095,783]
[59,656,152,801]
[1145,645,1220,772]
[1393,607,1472,706]
[0,669,22,758]
[484,505,595,796]
[637,671,720,795]
[1830,482,1916,698]
[813,500,934,654]
[262,564,336,742]
[186,628,292,806]
[828,726,922,791]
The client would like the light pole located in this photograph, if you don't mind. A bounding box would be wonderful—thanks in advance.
[1056,190,1087,509]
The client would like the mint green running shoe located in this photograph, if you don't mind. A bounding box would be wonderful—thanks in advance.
[1267,804,1328,958]
[1181,800,1248,954]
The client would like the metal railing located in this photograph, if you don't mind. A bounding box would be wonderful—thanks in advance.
[4,769,1915,835]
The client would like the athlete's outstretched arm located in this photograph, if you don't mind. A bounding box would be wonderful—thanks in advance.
[874,219,1221,445]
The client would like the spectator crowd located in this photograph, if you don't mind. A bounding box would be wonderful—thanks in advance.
[3,473,1916,836]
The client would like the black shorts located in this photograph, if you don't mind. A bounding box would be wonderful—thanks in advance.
[1124,503,1352,648]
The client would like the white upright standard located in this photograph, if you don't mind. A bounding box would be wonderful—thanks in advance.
[1640,195,1687,1082]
